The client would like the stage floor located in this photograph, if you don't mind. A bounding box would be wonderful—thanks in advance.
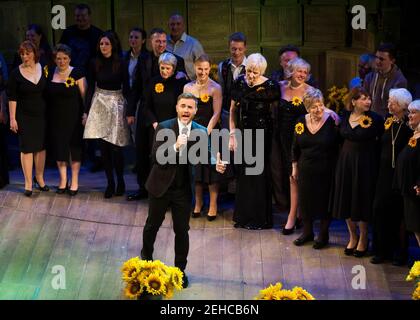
[0,167,416,300]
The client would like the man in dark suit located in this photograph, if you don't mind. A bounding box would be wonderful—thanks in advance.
[127,28,188,201]
[141,93,226,288]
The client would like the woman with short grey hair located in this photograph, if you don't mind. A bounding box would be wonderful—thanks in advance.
[290,87,339,248]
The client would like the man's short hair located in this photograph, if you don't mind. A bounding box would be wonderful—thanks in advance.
[377,42,397,60]
[177,92,198,106]
[149,28,166,38]
[278,44,300,57]
[75,3,91,15]
[229,32,246,45]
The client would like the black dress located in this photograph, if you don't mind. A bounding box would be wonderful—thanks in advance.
[372,116,412,256]
[291,116,339,220]
[143,74,188,126]
[7,66,47,153]
[333,110,384,222]
[46,67,84,162]
[231,76,280,229]
[394,136,420,233]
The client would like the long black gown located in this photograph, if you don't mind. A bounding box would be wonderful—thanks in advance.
[291,116,339,220]
[46,67,84,162]
[231,76,280,229]
[7,66,47,153]
[394,136,420,233]
[333,110,384,222]
[372,116,412,257]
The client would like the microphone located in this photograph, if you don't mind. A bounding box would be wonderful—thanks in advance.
[181,126,188,136]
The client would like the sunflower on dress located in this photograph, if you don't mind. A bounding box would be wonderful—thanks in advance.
[43,65,48,78]
[200,93,210,103]
[384,116,394,130]
[295,122,304,135]
[292,96,303,106]
[64,76,76,88]
[408,137,417,148]
[155,83,164,93]
[359,115,372,128]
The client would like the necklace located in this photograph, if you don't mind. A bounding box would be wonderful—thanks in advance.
[289,81,304,90]
[391,121,403,168]
[309,114,323,133]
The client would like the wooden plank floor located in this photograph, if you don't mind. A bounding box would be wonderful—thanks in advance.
[0,167,416,300]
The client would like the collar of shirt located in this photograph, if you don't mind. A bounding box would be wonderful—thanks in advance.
[168,32,187,45]
[229,56,247,69]
[177,118,192,137]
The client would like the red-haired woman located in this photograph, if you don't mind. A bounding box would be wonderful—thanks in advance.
[7,40,49,196]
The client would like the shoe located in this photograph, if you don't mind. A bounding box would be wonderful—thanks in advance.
[353,240,370,258]
[370,255,385,264]
[293,233,314,246]
[115,181,126,196]
[140,249,152,261]
[24,189,33,197]
[104,184,115,199]
[344,237,359,256]
[68,189,78,196]
[282,226,295,235]
[33,176,49,191]
[191,207,202,218]
[181,273,189,288]
[234,222,243,229]
[207,214,217,221]
[127,190,148,201]
[56,180,68,194]
[245,224,262,230]
[313,238,329,250]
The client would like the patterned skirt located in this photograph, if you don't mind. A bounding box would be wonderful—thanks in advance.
[83,88,130,147]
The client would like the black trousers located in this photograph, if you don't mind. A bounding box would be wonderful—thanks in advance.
[141,186,192,271]
[135,123,153,191]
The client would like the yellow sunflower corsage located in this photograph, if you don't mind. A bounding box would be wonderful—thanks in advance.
[384,116,393,130]
[295,122,304,135]
[408,137,417,148]
[155,83,164,93]
[64,76,76,88]
[291,96,303,106]
[43,65,48,78]
[200,94,210,103]
[359,115,372,128]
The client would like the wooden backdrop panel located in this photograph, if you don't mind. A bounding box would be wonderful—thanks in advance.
[143,0,186,36]
[114,0,143,52]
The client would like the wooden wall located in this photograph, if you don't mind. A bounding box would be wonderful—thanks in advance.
[0,0,400,91]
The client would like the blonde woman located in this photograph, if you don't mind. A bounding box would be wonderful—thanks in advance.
[184,54,223,220]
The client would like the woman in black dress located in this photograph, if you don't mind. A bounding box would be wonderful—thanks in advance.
[333,86,384,257]
[184,54,223,221]
[371,88,413,265]
[83,31,134,198]
[229,53,280,229]
[46,44,87,195]
[144,52,188,129]
[7,41,49,196]
[394,100,420,247]
[291,88,339,249]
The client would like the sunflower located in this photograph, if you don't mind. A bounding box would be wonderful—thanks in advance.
[164,284,175,299]
[384,117,394,130]
[359,115,372,128]
[256,283,283,300]
[124,281,143,299]
[292,287,315,300]
[43,65,48,78]
[412,282,420,300]
[273,289,298,300]
[168,267,184,290]
[155,83,164,93]
[144,273,166,295]
[200,94,210,103]
[295,122,304,135]
[406,261,420,281]
[65,76,76,88]
[291,96,303,106]
[121,257,141,282]
[408,137,417,148]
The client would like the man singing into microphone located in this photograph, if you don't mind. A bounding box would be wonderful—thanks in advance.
[141,92,227,288]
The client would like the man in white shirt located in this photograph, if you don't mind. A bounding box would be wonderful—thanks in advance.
[166,14,205,80]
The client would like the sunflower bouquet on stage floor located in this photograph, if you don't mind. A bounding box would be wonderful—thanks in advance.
[325,85,349,113]
[121,257,184,299]
[255,282,315,300]
[406,261,420,300]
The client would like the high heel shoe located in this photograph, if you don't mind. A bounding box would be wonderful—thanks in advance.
[293,233,314,246]
[68,189,78,196]
[344,237,359,256]
[104,183,115,199]
[24,189,33,197]
[56,180,68,194]
[33,176,49,192]
[353,240,370,258]
[207,214,217,221]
